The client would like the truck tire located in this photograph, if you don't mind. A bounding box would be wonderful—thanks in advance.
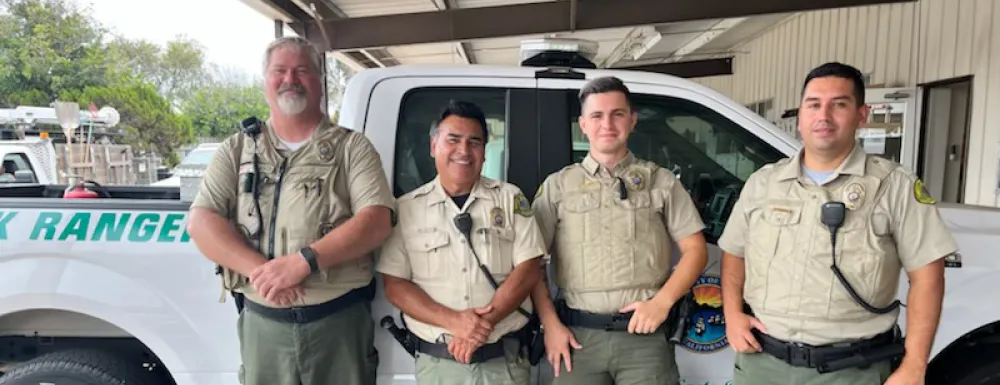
[0,348,160,385]
[948,360,1000,385]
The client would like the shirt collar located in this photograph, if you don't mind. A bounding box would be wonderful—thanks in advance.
[581,151,637,176]
[775,144,867,182]
[425,175,497,207]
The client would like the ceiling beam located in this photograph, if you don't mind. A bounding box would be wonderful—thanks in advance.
[299,0,915,51]
[618,57,734,78]
[434,0,475,64]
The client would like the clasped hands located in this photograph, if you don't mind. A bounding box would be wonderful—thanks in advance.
[248,253,311,306]
[445,305,497,364]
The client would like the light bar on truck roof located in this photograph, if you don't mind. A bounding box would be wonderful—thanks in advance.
[519,38,599,69]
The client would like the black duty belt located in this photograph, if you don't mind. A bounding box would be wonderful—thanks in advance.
[753,328,900,372]
[414,328,525,364]
[244,279,376,324]
[558,305,633,331]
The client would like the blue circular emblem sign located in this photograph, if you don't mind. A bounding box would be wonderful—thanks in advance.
[681,275,729,353]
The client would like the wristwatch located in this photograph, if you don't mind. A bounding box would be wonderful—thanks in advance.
[299,246,320,274]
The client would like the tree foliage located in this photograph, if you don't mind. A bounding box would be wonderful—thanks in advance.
[0,0,110,106]
[183,80,270,138]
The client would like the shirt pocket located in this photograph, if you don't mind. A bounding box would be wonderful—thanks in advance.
[280,165,337,236]
[745,200,803,300]
[612,190,656,240]
[482,226,516,278]
[404,230,452,281]
[560,192,601,243]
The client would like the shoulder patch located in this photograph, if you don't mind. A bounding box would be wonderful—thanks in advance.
[913,178,936,205]
[534,184,543,200]
[513,192,532,217]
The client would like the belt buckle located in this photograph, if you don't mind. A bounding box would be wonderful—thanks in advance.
[786,342,811,367]
[605,313,629,331]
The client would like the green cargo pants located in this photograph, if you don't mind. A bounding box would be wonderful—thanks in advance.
[733,352,891,385]
[550,327,679,385]
[236,300,378,385]
[414,338,530,385]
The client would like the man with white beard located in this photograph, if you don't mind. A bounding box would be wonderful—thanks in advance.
[187,36,396,385]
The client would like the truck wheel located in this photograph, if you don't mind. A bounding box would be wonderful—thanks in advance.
[0,348,160,385]
[948,360,1000,385]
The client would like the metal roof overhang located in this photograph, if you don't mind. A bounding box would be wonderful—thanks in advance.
[297,0,915,51]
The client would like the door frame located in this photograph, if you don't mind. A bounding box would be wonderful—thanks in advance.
[915,75,974,202]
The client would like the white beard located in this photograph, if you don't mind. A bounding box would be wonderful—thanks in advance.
[277,93,308,115]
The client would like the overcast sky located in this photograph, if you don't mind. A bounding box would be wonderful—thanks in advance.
[85,0,279,81]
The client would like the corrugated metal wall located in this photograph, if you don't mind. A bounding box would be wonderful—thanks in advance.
[695,0,1000,206]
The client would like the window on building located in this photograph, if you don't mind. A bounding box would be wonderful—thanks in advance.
[393,87,509,197]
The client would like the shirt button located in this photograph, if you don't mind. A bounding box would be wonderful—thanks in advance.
[462,268,467,272]
[464,295,469,300]
[460,239,466,244]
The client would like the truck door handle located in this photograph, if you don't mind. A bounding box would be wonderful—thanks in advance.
[948,145,958,161]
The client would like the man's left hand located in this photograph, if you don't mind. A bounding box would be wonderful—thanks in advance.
[620,297,672,334]
[448,337,483,364]
[884,362,925,385]
[250,253,311,302]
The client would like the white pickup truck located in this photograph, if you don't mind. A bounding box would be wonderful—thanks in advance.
[2,51,999,385]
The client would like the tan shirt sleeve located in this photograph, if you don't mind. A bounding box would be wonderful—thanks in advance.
[190,135,240,217]
[511,189,547,266]
[531,174,562,252]
[889,172,959,272]
[717,170,766,258]
[345,133,396,213]
[375,225,411,279]
[658,169,706,241]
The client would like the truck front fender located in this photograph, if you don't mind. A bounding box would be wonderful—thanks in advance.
[0,253,240,382]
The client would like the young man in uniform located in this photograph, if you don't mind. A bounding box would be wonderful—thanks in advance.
[719,62,957,385]
[529,76,709,385]
[377,100,546,385]
[187,36,396,385]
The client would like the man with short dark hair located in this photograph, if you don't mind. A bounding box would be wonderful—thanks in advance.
[530,76,709,385]
[378,100,545,385]
[720,62,956,384]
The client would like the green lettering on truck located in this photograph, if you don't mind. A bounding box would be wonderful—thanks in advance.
[58,212,91,241]
[0,211,17,240]
[158,213,184,242]
[30,212,62,240]
[128,213,159,242]
[92,213,132,241]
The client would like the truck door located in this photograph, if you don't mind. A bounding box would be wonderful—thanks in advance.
[535,77,790,385]
[362,75,539,381]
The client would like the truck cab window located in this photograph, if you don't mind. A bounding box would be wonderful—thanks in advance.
[1,152,37,183]
[568,93,783,243]
[394,87,510,197]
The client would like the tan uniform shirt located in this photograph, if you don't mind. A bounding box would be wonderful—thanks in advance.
[377,176,546,344]
[192,118,395,307]
[533,152,706,314]
[718,145,958,345]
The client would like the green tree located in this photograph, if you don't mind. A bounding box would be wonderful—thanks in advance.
[181,80,270,138]
[60,78,194,166]
[0,0,110,107]
[105,35,210,105]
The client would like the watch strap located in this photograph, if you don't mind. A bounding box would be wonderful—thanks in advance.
[299,247,320,274]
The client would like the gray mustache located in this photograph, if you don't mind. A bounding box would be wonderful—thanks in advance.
[278,83,305,94]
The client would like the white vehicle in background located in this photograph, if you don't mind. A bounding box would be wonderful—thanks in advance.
[1,41,998,385]
[0,136,58,185]
[150,143,221,187]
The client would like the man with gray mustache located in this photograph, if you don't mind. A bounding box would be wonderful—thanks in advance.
[187,36,396,385]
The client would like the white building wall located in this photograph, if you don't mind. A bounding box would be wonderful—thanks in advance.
[695,0,1000,207]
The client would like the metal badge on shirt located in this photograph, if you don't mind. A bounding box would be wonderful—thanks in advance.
[843,182,866,210]
[625,169,645,191]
